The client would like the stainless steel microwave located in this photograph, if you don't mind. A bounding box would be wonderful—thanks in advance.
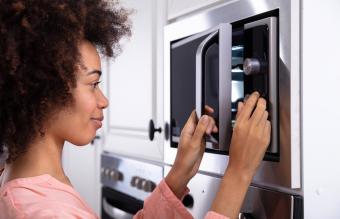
[164,0,301,190]
[170,15,278,159]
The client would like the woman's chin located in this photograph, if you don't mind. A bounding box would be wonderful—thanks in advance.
[67,133,97,146]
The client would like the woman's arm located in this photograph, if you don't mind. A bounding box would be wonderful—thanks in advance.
[210,92,271,218]
[133,110,217,219]
[165,108,217,199]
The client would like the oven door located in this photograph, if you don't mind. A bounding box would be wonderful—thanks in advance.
[101,186,143,219]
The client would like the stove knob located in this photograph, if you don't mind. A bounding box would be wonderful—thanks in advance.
[110,170,123,181]
[104,168,110,177]
[243,58,261,75]
[137,178,146,190]
[131,176,141,187]
[143,180,156,192]
[109,170,117,181]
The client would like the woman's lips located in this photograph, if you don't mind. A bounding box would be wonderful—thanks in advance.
[91,117,103,129]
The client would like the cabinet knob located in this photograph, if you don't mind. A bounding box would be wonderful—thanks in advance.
[164,122,170,140]
[148,120,162,141]
[91,135,100,145]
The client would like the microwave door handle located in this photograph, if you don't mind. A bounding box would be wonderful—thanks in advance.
[196,24,232,151]
[195,30,219,119]
[218,23,232,151]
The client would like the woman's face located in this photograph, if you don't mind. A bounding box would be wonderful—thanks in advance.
[49,40,109,146]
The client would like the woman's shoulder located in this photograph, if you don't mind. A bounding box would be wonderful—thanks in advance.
[0,174,98,219]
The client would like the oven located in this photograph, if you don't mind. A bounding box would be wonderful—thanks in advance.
[163,166,303,219]
[164,0,301,191]
[101,152,163,219]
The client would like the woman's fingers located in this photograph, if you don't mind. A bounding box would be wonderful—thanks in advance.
[182,110,197,135]
[236,101,244,120]
[238,92,260,121]
[192,115,210,147]
[204,105,218,134]
[263,121,271,146]
[206,116,217,134]
[250,98,267,125]
[204,105,214,115]
[181,110,198,141]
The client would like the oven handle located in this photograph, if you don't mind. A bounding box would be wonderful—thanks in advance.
[103,197,135,218]
[195,23,232,151]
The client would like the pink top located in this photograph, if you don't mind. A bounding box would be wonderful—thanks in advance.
[0,174,228,219]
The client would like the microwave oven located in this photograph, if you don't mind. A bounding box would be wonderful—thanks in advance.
[164,0,301,190]
[170,14,278,160]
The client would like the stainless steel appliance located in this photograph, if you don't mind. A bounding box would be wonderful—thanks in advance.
[164,166,303,219]
[100,152,163,219]
[164,0,302,218]
[164,0,300,190]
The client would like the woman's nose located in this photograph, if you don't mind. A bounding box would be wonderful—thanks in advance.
[97,90,109,109]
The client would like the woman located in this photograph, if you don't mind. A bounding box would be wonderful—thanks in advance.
[0,0,270,218]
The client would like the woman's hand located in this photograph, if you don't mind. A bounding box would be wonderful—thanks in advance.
[210,91,271,219]
[228,92,271,179]
[165,108,217,198]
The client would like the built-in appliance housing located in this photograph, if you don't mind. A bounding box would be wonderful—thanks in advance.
[101,152,163,218]
[164,0,300,190]
[164,166,303,219]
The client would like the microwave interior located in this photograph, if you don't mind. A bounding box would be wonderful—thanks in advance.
[170,11,279,161]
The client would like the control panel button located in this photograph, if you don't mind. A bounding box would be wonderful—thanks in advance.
[243,58,261,75]
[111,170,123,181]
[137,178,145,190]
[143,180,156,192]
[104,168,110,177]
[131,176,140,187]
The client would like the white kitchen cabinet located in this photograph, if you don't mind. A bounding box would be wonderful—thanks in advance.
[62,0,167,214]
[168,0,225,20]
[101,0,167,162]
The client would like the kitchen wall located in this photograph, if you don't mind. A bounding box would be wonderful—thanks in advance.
[302,0,340,218]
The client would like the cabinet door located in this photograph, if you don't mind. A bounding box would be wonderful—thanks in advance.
[168,0,223,20]
[101,0,166,162]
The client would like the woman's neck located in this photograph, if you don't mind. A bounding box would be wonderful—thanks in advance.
[1,133,71,187]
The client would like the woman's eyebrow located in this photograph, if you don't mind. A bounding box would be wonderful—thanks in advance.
[87,70,102,76]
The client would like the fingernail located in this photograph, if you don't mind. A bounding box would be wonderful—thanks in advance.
[201,115,209,125]
[244,94,250,102]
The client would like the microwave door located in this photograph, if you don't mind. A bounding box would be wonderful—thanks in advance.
[196,23,232,151]
[243,17,278,155]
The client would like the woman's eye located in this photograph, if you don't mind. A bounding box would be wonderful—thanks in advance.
[91,81,101,89]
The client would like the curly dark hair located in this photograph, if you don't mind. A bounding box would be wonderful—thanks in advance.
[0,0,131,162]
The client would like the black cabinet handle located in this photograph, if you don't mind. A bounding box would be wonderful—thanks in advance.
[91,135,100,145]
[148,120,162,141]
[164,122,170,141]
